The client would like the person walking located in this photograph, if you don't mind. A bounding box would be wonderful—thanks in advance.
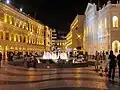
[117,50,120,81]
[108,50,117,81]
[104,52,109,75]
[0,52,2,68]
[95,52,100,71]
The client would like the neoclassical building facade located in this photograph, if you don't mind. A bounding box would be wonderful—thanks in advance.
[0,2,52,63]
[84,0,120,55]
[44,26,52,51]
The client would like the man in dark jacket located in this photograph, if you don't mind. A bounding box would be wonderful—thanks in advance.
[108,50,116,81]
[117,50,120,80]
[0,52,2,68]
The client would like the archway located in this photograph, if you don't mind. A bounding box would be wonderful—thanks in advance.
[112,40,120,55]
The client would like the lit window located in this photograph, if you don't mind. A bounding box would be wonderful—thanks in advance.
[113,16,118,27]
[16,19,19,27]
[104,18,107,28]
[16,35,18,42]
[23,36,26,43]
[19,21,22,27]
[20,36,22,42]
[0,32,3,39]
[99,20,102,28]
[5,32,9,40]
[11,34,14,41]
[29,23,31,30]
[14,19,17,26]
[12,17,15,25]
[4,14,7,23]
[9,16,12,24]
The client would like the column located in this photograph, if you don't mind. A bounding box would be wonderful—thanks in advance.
[2,46,7,64]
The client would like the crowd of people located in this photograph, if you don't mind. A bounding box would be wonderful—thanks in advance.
[0,50,120,82]
[95,50,120,82]
[0,51,44,68]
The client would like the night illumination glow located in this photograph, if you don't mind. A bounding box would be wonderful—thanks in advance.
[20,8,23,12]
[6,0,10,4]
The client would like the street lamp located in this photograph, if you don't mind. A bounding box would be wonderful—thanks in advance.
[20,8,23,12]
[6,0,10,4]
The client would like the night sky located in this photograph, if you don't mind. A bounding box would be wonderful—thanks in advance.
[10,0,117,34]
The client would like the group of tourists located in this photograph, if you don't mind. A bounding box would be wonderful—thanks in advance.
[95,50,120,82]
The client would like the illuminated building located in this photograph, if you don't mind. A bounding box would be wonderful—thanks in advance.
[52,29,57,45]
[66,15,84,52]
[0,2,52,63]
[54,40,66,52]
[51,29,57,50]
[84,0,120,55]
[44,26,52,51]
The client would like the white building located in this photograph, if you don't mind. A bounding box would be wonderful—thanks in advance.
[84,0,120,55]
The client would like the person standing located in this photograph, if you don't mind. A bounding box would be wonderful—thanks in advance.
[117,50,120,81]
[0,52,2,68]
[95,52,100,71]
[108,50,117,81]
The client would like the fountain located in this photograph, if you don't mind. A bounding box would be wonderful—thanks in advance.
[42,51,68,63]
[60,52,68,60]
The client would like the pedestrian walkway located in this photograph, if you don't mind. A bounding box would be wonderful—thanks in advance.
[0,65,120,90]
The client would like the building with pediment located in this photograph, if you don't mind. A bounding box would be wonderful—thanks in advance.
[66,0,120,55]
[84,0,120,55]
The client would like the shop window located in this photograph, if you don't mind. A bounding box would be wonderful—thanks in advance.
[113,16,118,27]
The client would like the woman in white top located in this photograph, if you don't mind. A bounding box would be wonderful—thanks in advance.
[104,52,109,74]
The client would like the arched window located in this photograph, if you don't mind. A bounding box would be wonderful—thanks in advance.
[112,40,119,53]
[113,16,118,27]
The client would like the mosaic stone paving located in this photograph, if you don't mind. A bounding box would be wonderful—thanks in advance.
[0,65,120,90]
